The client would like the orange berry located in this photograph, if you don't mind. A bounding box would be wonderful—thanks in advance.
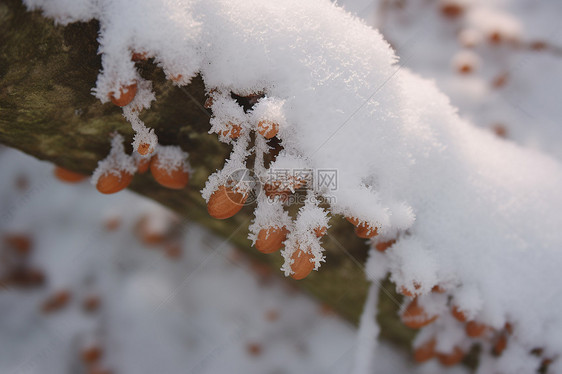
[109,83,137,107]
[131,51,148,61]
[81,346,103,365]
[204,97,214,109]
[451,305,467,322]
[493,124,508,138]
[414,338,436,363]
[375,239,395,252]
[264,182,290,202]
[137,157,151,174]
[54,166,87,183]
[4,233,32,255]
[137,143,152,156]
[290,249,315,280]
[207,185,248,219]
[431,285,446,293]
[530,41,547,51]
[150,155,189,190]
[219,122,242,139]
[440,2,464,18]
[96,171,133,194]
[257,120,279,139]
[466,320,487,338]
[437,346,464,366]
[401,298,438,329]
[171,74,183,83]
[355,223,378,238]
[82,294,101,313]
[345,216,360,226]
[42,289,71,313]
[494,334,507,355]
[314,226,327,238]
[458,63,473,74]
[246,342,262,356]
[255,226,289,254]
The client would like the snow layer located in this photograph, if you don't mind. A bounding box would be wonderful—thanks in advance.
[22,0,562,372]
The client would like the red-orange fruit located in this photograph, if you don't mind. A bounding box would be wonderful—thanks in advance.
[171,74,183,83]
[489,31,502,44]
[264,182,290,202]
[492,73,508,89]
[440,2,464,18]
[458,63,473,74]
[314,226,327,238]
[137,157,151,174]
[54,166,87,183]
[131,51,148,61]
[109,83,137,107]
[219,122,242,139]
[414,338,436,363]
[401,298,438,329]
[246,342,262,356]
[4,234,32,255]
[375,239,395,252]
[345,216,360,226]
[437,346,464,366]
[451,305,467,322]
[82,295,101,313]
[432,285,446,293]
[150,155,189,190]
[466,320,487,338]
[355,223,378,239]
[257,120,279,139]
[204,97,214,109]
[400,282,421,297]
[255,226,289,254]
[530,41,547,51]
[96,171,133,194]
[493,124,508,138]
[505,322,513,335]
[41,289,71,313]
[207,185,248,219]
[135,216,166,245]
[400,286,414,297]
[290,249,315,280]
[81,346,103,365]
[494,334,507,355]
[137,143,152,156]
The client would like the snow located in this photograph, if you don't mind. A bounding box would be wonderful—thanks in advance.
[18,0,562,372]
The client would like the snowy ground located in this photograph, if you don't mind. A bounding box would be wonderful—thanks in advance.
[0,148,420,374]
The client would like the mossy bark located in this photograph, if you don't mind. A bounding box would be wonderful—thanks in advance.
[0,0,413,349]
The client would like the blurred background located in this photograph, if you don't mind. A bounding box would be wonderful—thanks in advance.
[1,0,561,373]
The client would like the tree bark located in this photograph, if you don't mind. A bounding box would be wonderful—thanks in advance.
[0,0,413,348]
